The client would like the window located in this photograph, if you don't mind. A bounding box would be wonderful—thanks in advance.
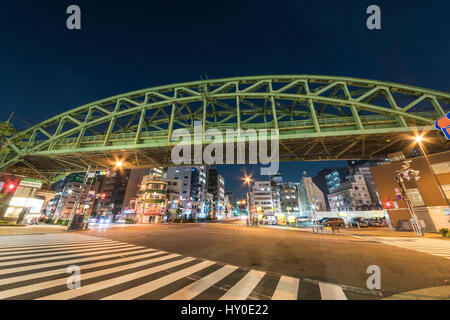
[442,184,450,198]
[406,188,425,206]
[431,162,450,174]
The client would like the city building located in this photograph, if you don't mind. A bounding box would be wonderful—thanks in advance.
[122,168,153,217]
[206,167,226,218]
[297,172,327,212]
[51,173,100,220]
[136,174,167,223]
[313,167,349,210]
[164,179,181,220]
[370,150,450,233]
[166,166,208,219]
[280,182,300,215]
[327,174,376,212]
[252,181,274,216]
[0,175,53,224]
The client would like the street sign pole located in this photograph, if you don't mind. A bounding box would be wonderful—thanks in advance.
[67,165,91,231]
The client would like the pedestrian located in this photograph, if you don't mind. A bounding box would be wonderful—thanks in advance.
[26,216,31,226]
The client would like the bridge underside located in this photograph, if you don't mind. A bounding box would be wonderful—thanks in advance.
[1,75,449,183]
[3,129,448,183]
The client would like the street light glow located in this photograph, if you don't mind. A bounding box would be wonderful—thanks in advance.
[115,161,123,167]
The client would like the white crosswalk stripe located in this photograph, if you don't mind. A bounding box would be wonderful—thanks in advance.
[0,233,370,300]
[355,236,450,259]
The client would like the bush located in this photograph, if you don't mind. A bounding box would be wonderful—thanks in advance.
[173,218,181,223]
[61,220,69,226]
[439,228,449,237]
[45,219,54,224]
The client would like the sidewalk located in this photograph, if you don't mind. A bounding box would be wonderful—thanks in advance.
[0,224,67,236]
[255,224,447,239]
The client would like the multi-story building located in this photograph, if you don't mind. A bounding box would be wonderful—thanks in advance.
[164,179,181,220]
[270,173,282,214]
[206,167,226,218]
[0,174,53,224]
[121,167,164,220]
[51,173,100,219]
[252,181,274,216]
[280,182,300,214]
[313,167,349,210]
[327,174,375,212]
[166,166,208,218]
[370,150,450,233]
[136,174,167,223]
[297,172,327,212]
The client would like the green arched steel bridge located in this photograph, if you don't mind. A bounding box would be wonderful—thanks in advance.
[1,75,449,183]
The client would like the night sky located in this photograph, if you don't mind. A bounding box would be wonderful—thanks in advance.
[1,1,448,197]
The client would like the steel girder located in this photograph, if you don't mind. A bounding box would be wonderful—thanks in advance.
[1,75,449,183]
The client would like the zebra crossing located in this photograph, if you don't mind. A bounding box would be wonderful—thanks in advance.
[354,236,450,259]
[0,233,377,300]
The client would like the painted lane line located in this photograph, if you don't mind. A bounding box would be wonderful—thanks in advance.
[0,249,161,286]
[1,253,180,300]
[319,282,347,300]
[0,244,136,267]
[101,260,215,300]
[162,265,238,300]
[219,270,266,300]
[271,276,300,300]
[0,246,148,276]
[38,255,193,300]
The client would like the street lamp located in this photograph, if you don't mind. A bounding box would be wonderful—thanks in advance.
[242,175,253,225]
[413,135,449,206]
[115,161,123,168]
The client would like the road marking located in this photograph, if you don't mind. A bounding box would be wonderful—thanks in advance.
[219,270,266,300]
[319,282,348,300]
[38,256,194,300]
[0,246,148,276]
[0,249,160,286]
[0,233,370,300]
[2,253,180,300]
[356,236,450,259]
[271,276,300,300]
[0,240,119,253]
[0,242,130,260]
[162,265,238,300]
[101,260,215,300]
[0,244,137,267]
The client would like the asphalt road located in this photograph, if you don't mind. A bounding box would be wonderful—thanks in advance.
[82,222,449,298]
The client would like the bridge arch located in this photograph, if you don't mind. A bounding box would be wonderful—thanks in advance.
[1,75,449,183]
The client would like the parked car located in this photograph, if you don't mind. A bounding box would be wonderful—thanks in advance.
[297,216,311,222]
[351,217,368,227]
[317,217,331,224]
[323,218,346,227]
[366,218,384,227]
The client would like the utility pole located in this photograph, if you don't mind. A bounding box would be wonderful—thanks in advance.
[395,161,423,237]
[67,165,91,231]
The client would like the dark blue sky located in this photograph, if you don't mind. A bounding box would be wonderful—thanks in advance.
[1,0,448,196]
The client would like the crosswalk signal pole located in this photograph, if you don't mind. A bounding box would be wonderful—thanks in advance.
[67,165,91,231]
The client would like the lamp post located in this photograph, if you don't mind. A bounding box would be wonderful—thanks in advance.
[414,135,449,207]
[243,175,253,226]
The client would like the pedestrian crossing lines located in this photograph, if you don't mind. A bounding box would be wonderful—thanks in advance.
[0,234,375,300]
[354,236,450,259]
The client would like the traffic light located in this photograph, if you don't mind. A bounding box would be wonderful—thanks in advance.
[1,179,19,195]
[384,200,393,209]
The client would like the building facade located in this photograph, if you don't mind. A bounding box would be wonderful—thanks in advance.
[370,150,450,233]
[252,181,274,216]
[327,174,375,211]
[136,174,167,223]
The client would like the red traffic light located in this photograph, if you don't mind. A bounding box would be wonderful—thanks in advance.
[8,183,15,190]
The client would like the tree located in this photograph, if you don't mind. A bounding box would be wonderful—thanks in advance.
[0,121,29,155]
